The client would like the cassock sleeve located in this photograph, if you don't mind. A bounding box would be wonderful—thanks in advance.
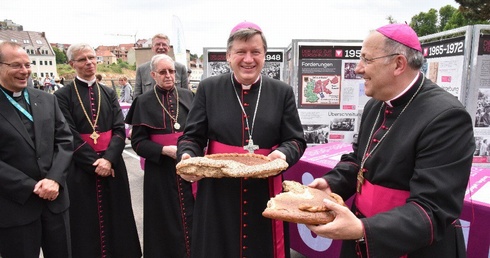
[177,81,210,159]
[273,85,307,166]
[126,97,168,163]
[100,88,126,167]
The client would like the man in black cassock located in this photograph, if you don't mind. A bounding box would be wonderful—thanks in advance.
[177,22,306,258]
[307,24,475,257]
[54,43,142,258]
[125,54,194,258]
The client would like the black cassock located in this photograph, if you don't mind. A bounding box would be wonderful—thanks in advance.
[55,79,141,258]
[178,73,306,258]
[324,74,474,257]
[125,86,194,258]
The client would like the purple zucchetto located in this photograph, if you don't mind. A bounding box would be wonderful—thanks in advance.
[230,21,262,35]
[376,24,422,52]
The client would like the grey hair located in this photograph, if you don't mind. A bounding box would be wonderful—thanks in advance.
[150,54,175,71]
[152,33,170,44]
[0,41,23,62]
[226,28,267,53]
[67,43,95,61]
[382,37,424,70]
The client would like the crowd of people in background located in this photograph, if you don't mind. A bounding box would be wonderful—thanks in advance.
[31,75,65,93]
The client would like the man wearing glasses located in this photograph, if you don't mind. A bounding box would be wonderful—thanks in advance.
[54,43,142,258]
[0,41,73,257]
[125,54,194,257]
[307,24,474,257]
[133,33,189,99]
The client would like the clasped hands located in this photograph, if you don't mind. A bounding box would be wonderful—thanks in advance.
[93,158,115,177]
[33,178,60,201]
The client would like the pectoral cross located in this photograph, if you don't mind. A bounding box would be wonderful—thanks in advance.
[90,131,100,145]
[244,138,259,153]
[356,168,365,193]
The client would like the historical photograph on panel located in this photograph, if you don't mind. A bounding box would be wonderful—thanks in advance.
[330,118,355,131]
[343,62,362,79]
[303,124,330,145]
[474,88,490,127]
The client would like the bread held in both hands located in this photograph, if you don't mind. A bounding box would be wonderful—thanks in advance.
[262,180,345,224]
[176,153,289,178]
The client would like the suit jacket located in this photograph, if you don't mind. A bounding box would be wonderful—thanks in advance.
[133,60,188,98]
[0,87,73,228]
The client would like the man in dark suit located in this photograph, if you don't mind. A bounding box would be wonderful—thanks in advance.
[133,33,188,98]
[0,41,73,257]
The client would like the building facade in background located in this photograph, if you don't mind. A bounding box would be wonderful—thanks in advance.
[0,19,57,80]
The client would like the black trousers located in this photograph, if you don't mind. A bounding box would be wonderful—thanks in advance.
[0,204,71,258]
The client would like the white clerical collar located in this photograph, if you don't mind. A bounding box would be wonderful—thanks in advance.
[234,74,261,90]
[385,73,420,107]
[77,76,96,87]
[13,91,23,97]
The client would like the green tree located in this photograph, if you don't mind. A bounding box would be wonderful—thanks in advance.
[409,4,489,36]
[410,9,439,36]
[439,5,457,30]
[444,11,473,30]
[455,0,490,21]
[53,47,67,64]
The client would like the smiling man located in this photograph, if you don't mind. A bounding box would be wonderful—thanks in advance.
[177,21,306,258]
[306,24,475,258]
[54,43,141,258]
[133,33,189,98]
[0,41,73,258]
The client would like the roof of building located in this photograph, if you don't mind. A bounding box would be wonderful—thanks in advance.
[0,30,53,56]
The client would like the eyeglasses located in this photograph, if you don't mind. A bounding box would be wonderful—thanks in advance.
[360,53,400,64]
[154,43,169,48]
[156,69,176,76]
[0,62,32,69]
[73,56,96,63]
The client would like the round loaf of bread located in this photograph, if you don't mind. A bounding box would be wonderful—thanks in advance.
[262,180,345,224]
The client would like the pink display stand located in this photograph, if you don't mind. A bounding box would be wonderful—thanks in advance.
[284,142,490,258]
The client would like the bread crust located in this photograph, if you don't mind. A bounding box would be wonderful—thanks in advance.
[262,180,345,224]
[176,153,289,178]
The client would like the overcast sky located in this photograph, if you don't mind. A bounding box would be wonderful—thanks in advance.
[2,0,458,55]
